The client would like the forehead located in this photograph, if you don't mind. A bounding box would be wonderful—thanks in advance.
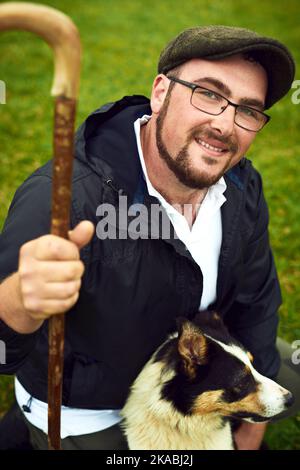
[178,54,268,103]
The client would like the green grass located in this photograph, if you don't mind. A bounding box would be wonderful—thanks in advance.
[0,0,299,449]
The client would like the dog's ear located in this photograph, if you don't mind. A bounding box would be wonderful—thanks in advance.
[193,310,225,329]
[177,318,208,379]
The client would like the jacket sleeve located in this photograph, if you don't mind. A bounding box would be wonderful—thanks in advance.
[0,174,52,374]
[225,172,282,379]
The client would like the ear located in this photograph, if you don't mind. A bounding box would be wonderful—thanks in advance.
[150,74,170,114]
[193,310,229,334]
[177,318,208,379]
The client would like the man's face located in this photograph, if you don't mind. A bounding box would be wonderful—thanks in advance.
[152,54,268,189]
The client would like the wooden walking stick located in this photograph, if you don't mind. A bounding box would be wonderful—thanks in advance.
[0,2,81,450]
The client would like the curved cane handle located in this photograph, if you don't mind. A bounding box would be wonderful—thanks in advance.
[0,1,81,99]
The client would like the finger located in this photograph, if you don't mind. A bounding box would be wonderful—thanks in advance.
[38,280,81,300]
[37,260,85,282]
[34,235,80,261]
[68,221,94,250]
[18,260,84,282]
[26,292,80,319]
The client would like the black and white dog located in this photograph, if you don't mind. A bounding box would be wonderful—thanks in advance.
[121,312,293,449]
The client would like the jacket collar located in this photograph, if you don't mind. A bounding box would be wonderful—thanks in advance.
[75,95,151,203]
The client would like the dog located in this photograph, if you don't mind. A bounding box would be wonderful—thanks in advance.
[121,311,293,450]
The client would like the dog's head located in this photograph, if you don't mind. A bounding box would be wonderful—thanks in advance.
[155,312,293,422]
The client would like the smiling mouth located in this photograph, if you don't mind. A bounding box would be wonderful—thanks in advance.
[195,137,229,156]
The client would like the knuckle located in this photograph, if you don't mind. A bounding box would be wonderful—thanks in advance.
[44,236,78,260]
[20,282,33,297]
[19,260,35,279]
[19,242,29,258]
[37,235,63,259]
[37,235,51,252]
[18,265,30,280]
[23,296,40,312]
[47,238,62,257]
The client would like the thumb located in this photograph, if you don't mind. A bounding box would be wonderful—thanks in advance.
[68,221,94,250]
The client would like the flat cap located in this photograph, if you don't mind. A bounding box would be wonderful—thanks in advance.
[158,26,295,109]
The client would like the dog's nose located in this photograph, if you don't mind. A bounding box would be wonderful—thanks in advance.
[284,392,294,408]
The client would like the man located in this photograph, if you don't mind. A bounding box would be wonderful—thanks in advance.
[0,26,298,450]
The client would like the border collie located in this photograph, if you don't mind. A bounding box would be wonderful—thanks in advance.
[121,311,293,450]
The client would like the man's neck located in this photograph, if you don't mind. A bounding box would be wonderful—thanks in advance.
[140,119,208,226]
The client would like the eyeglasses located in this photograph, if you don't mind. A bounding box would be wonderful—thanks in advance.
[168,76,270,132]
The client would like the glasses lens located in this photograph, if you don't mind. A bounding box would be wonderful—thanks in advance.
[235,106,266,132]
[191,88,226,115]
[191,86,267,132]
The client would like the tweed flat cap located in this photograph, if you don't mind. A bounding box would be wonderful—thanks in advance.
[158,26,295,109]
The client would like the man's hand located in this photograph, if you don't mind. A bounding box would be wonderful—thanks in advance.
[19,220,94,319]
[233,421,267,450]
[0,221,94,334]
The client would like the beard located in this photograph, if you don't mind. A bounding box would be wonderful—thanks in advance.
[155,91,238,190]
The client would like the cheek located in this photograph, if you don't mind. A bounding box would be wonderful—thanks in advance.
[162,111,212,147]
[160,112,187,148]
[237,130,257,154]
[221,393,266,416]
[229,131,256,167]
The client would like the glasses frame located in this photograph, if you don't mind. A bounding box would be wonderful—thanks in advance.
[168,76,271,132]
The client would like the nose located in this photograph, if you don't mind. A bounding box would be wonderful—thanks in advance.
[209,105,235,138]
[284,391,294,408]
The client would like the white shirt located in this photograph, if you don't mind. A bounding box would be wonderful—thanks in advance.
[15,379,121,438]
[16,114,227,437]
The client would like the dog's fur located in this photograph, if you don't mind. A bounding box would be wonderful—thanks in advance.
[121,312,293,450]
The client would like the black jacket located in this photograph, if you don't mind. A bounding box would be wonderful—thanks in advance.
[0,95,281,409]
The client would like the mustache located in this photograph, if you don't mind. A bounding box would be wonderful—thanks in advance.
[189,128,238,153]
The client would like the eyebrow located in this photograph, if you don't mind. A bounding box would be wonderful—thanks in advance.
[193,76,265,110]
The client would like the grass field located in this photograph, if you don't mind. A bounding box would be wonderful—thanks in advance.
[0,0,299,449]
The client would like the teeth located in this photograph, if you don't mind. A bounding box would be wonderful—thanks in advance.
[197,138,225,153]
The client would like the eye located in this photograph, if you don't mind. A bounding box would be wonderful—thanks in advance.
[231,386,242,395]
[238,106,259,119]
[196,89,221,101]
[222,385,244,403]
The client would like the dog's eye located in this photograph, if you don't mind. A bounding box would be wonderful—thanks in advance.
[222,385,244,403]
[227,386,243,400]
